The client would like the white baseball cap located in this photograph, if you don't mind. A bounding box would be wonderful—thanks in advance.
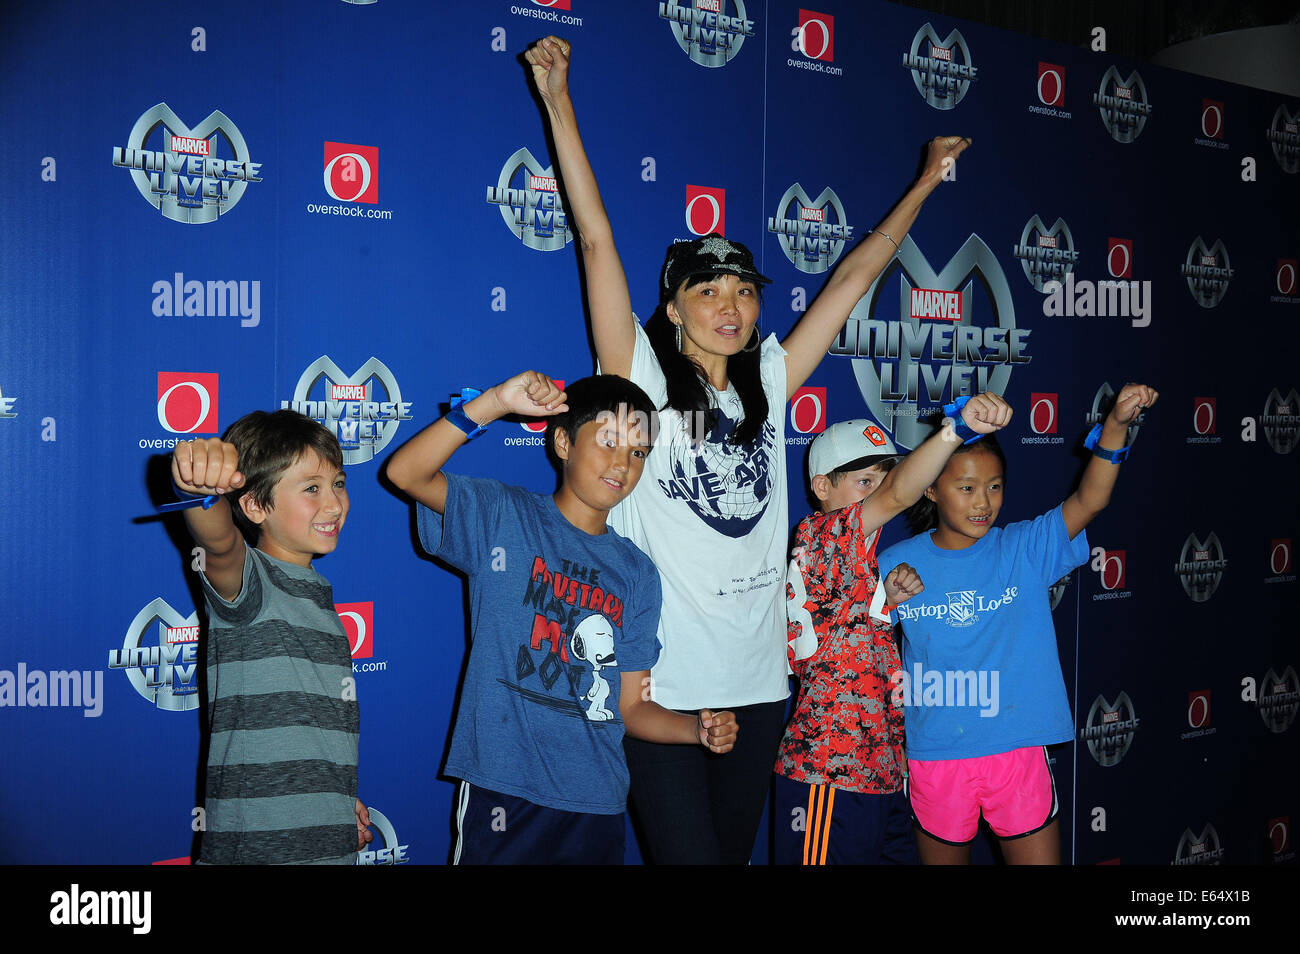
[807,419,899,481]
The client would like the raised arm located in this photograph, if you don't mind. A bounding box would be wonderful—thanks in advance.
[1061,383,1158,539]
[385,371,567,514]
[782,136,971,398]
[526,37,636,377]
[857,392,1012,533]
[171,439,248,601]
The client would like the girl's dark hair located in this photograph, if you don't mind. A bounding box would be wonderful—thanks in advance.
[645,273,768,447]
[904,434,1008,535]
[221,409,344,539]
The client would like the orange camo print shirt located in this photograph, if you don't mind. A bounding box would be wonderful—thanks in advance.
[775,501,906,794]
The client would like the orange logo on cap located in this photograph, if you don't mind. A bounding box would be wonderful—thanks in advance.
[863,425,887,446]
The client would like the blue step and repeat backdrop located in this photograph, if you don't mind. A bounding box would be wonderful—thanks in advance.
[1,0,1296,866]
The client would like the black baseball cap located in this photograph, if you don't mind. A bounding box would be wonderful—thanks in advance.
[660,234,772,301]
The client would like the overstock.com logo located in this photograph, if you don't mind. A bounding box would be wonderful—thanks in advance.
[1037,62,1064,107]
[1193,397,1216,435]
[1107,237,1133,278]
[157,373,219,434]
[789,387,827,435]
[323,142,378,204]
[796,9,833,61]
[336,602,373,659]
[1187,690,1211,729]
[1201,99,1225,139]
[685,185,726,237]
[1029,393,1058,434]
[1278,259,1298,296]
[1096,549,1126,591]
[1271,539,1292,575]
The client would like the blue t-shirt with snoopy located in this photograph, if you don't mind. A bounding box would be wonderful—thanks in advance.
[876,505,1088,761]
[418,474,661,814]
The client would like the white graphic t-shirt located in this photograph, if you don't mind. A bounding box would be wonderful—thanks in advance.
[605,318,790,709]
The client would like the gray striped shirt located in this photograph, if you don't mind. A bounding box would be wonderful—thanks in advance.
[199,547,359,864]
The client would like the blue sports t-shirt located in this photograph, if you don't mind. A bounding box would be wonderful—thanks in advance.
[876,505,1088,761]
[418,475,662,815]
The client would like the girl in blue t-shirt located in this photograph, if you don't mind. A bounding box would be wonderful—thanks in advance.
[877,383,1157,864]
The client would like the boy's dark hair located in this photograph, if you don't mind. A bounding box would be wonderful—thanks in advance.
[545,375,658,466]
[220,409,344,538]
[645,269,768,447]
[904,435,1008,535]
[826,454,898,486]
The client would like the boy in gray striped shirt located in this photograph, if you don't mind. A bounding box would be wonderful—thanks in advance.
[171,410,371,864]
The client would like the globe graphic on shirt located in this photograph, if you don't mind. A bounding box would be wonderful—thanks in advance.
[665,408,775,538]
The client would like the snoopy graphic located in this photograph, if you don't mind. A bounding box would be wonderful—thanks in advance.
[569,614,618,721]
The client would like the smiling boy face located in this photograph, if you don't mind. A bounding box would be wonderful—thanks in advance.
[242,448,349,566]
[552,405,653,534]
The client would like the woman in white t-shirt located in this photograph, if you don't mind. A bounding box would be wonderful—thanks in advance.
[525,36,968,863]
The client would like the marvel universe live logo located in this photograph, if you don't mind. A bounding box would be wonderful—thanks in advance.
[356,807,409,865]
[830,304,1030,403]
[1174,826,1224,865]
[283,357,413,466]
[1012,215,1078,291]
[1181,238,1233,308]
[108,599,201,712]
[767,184,854,273]
[659,1,755,68]
[903,24,977,110]
[112,104,262,224]
[1267,105,1299,173]
[833,234,1023,450]
[486,148,572,252]
[1082,692,1140,766]
[1093,67,1152,143]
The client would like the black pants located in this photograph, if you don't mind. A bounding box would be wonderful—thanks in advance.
[623,699,787,864]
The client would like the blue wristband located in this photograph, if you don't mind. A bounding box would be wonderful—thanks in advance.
[942,396,983,444]
[445,387,488,440]
[157,480,219,512]
[1084,422,1130,463]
